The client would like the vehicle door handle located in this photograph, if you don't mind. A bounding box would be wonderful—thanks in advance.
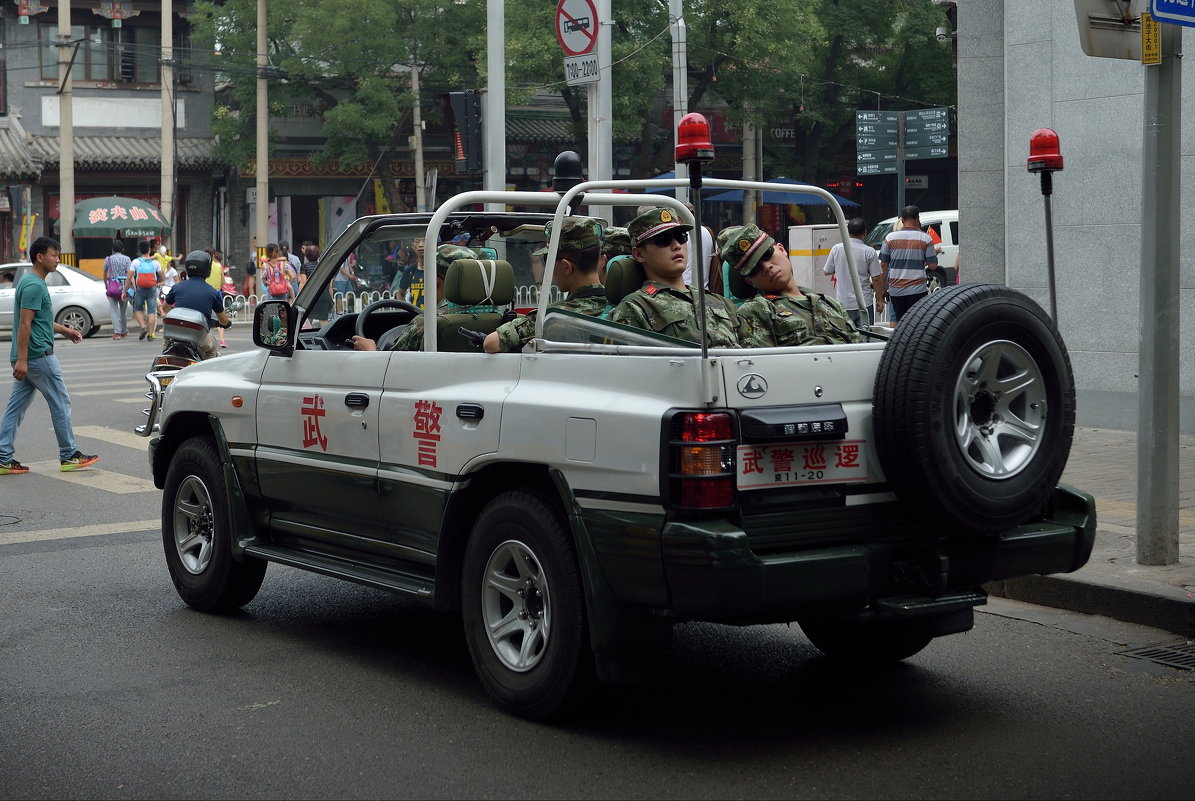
[457,403,484,420]
[345,392,370,409]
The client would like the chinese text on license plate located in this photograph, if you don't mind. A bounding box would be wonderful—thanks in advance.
[736,440,868,490]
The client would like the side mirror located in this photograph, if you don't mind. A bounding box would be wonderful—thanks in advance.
[253,299,296,356]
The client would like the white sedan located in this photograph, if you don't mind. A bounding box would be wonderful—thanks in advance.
[0,261,108,338]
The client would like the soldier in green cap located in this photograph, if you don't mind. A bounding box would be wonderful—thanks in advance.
[609,207,743,347]
[484,217,608,353]
[718,223,860,347]
[352,243,475,351]
[598,225,632,285]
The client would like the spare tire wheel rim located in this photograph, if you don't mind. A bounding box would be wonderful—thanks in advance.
[952,339,1046,480]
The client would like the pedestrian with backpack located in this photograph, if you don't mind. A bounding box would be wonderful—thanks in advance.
[125,240,163,340]
[261,242,294,302]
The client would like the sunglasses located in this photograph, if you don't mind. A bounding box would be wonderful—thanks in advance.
[644,229,689,248]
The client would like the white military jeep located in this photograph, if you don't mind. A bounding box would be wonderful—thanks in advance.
[142,179,1094,720]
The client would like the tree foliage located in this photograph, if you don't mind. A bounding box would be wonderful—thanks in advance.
[191,0,955,190]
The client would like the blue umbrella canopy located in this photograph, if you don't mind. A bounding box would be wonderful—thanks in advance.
[706,177,860,207]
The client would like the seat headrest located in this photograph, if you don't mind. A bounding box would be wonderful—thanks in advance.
[444,259,514,307]
[604,257,646,307]
[727,262,757,301]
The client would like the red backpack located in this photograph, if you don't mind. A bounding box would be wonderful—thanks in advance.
[265,262,289,296]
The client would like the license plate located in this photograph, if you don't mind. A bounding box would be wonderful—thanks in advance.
[736,440,868,490]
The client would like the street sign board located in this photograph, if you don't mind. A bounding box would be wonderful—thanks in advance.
[563,54,600,85]
[857,149,898,164]
[555,0,599,56]
[1151,0,1195,28]
[904,132,950,148]
[905,145,949,160]
[857,163,897,175]
[907,107,948,121]
[856,110,899,123]
[905,175,928,189]
[856,133,898,148]
[904,118,950,135]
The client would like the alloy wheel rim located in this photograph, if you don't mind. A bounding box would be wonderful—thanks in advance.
[173,475,215,574]
[952,339,1047,479]
[480,539,551,673]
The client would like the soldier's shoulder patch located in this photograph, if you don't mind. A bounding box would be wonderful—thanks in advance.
[644,284,660,295]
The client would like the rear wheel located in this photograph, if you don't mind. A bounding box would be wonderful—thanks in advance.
[55,306,92,336]
[461,489,590,720]
[162,436,266,611]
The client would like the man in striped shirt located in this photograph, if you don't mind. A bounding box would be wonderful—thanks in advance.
[878,205,938,322]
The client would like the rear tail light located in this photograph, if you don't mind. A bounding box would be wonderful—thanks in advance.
[667,411,737,510]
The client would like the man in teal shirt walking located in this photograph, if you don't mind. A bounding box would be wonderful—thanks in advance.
[0,237,99,474]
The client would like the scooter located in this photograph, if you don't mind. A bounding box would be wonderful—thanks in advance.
[135,306,231,436]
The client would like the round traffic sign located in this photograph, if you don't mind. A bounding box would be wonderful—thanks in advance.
[555,0,599,57]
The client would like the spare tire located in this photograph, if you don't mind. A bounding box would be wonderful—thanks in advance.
[873,284,1075,534]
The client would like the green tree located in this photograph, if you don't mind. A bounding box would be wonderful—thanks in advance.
[192,0,954,196]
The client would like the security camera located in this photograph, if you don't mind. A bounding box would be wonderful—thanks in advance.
[936,27,951,43]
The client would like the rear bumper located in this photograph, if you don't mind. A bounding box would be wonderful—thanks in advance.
[659,484,1096,622]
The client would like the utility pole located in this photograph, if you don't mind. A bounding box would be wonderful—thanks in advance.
[668,0,689,205]
[57,0,74,265]
[485,0,506,214]
[411,62,426,212]
[255,0,268,262]
[160,1,175,251]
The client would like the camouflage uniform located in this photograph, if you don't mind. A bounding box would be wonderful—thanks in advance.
[492,217,606,352]
[718,222,860,347]
[610,283,743,347]
[737,291,860,347]
[494,285,607,352]
[388,244,474,351]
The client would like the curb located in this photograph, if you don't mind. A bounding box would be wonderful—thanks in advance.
[985,575,1195,638]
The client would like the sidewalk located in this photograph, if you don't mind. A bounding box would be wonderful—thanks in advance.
[985,426,1195,637]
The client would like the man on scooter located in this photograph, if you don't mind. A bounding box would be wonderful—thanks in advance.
[161,250,231,360]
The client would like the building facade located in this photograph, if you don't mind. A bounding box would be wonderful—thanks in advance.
[959,0,1193,432]
[0,1,217,277]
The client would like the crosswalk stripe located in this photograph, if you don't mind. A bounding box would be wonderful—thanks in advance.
[75,424,150,451]
[0,519,159,546]
[27,460,157,493]
[73,387,152,397]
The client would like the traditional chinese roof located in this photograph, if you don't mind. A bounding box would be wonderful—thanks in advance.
[31,135,219,171]
[0,117,45,179]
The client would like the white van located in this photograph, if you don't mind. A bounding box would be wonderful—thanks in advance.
[864,209,959,291]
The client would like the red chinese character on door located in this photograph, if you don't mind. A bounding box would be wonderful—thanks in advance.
[413,400,444,467]
[301,394,328,451]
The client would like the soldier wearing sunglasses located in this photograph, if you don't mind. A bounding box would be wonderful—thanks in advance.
[718,223,860,347]
[609,208,743,347]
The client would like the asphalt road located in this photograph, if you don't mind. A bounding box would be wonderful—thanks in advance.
[0,330,1192,800]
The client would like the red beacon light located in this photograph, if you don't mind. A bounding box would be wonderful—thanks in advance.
[1027,128,1063,173]
[675,112,714,163]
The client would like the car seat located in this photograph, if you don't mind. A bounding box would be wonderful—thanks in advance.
[603,257,646,308]
[435,259,514,351]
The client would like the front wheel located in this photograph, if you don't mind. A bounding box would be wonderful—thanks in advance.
[161,436,266,611]
[461,490,590,721]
